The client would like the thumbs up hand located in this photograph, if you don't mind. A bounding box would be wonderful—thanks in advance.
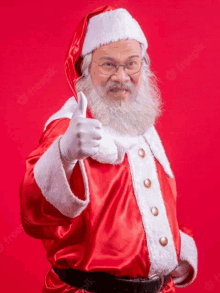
[59,91,102,162]
[73,90,87,118]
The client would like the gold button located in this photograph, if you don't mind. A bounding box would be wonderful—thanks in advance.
[151,207,159,216]
[144,179,151,188]
[138,148,145,158]
[159,237,168,246]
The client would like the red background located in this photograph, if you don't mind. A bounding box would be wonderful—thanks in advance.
[0,0,219,292]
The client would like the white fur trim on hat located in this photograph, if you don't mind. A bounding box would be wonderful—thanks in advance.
[81,8,148,57]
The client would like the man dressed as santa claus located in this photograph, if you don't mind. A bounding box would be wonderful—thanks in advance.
[20,5,198,293]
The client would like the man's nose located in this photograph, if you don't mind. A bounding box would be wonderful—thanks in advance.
[111,66,130,83]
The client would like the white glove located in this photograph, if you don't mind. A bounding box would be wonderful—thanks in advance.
[59,91,103,162]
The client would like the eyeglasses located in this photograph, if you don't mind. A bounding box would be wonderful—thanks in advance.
[93,59,143,76]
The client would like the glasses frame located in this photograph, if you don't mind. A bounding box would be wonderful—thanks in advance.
[93,59,143,76]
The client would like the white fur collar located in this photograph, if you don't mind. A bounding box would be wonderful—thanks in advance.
[44,97,174,178]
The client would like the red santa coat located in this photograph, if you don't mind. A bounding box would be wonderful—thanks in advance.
[20,96,198,293]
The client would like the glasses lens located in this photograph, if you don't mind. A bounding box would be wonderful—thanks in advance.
[98,60,142,75]
[125,60,142,75]
[100,62,116,75]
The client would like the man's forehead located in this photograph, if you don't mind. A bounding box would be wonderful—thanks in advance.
[92,39,142,60]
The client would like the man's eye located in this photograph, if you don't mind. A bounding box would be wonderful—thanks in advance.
[103,62,114,66]
[126,61,139,70]
[101,62,115,71]
[128,61,137,66]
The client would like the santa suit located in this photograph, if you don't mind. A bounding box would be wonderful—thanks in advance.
[19,5,198,293]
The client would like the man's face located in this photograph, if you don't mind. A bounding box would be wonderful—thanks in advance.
[90,39,142,103]
[75,40,162,136]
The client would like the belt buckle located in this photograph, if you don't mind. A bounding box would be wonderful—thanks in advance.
[148,273,164,292]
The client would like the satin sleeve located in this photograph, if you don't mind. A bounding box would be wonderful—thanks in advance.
[19,118,89,240]
[171,223,198,288]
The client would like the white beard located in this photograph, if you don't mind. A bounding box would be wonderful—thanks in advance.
[75,68,163,136]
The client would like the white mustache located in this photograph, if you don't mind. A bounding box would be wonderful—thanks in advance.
[107,83,135,92]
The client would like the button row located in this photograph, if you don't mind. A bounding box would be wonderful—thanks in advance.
[139,148,151,189]
[139,147,168,247]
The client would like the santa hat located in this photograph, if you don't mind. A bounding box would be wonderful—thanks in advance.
[64,5,148,118]
[81,8,148,57]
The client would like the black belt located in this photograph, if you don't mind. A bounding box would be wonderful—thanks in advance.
[53,266,171,293]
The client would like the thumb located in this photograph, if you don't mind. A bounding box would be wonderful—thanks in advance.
[74,91,87,118]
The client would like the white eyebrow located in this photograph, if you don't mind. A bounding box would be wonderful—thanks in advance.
[99,55,140,61]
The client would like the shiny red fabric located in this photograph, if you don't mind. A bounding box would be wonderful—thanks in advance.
[20,118,182,292]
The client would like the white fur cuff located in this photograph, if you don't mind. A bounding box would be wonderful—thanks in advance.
[173,230,198,288]
[34,136,90,218]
